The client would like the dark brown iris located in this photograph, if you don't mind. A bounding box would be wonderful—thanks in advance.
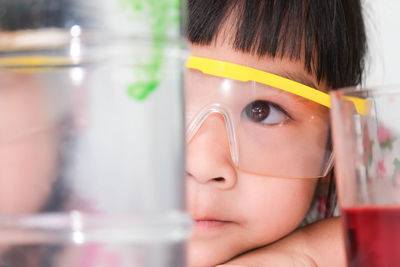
[244,100,271,122]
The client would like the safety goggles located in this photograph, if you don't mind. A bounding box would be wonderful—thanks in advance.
[185,56,367,179]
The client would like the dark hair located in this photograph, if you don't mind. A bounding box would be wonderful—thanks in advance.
[187,0,367,89]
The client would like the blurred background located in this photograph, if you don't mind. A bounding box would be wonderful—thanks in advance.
[364,0,400,86]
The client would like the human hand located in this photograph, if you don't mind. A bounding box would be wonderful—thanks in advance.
[216,246,317,267]
[217,217,345,267]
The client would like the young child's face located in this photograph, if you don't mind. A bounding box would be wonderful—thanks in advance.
[186,40,330,267]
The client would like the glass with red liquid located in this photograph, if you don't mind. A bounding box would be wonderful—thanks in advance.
[331,86,400,267]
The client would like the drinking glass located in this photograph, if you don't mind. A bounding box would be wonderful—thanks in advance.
[0,0,190,266]
[331,86,400,267]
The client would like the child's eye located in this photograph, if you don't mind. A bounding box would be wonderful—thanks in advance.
[242,100,289,125]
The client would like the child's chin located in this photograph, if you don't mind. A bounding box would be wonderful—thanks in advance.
[187,239,236,267]
[187,252,223,267]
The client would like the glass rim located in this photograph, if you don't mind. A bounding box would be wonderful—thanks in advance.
[332,84,400,98]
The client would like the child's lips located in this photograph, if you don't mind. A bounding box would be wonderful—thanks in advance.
[195,219,230,226]
[193,218,235,233]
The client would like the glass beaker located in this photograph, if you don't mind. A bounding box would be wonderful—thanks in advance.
[0,0,191,266]
[331,86,400,267]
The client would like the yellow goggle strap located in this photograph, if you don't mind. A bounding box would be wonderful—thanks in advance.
[0,56,74,72]
[186,56,368,115]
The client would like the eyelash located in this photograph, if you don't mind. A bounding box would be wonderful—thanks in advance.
[272,102,291,119]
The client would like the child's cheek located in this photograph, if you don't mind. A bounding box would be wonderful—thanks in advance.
[239,176,318,245]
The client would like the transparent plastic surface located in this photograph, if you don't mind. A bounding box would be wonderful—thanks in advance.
[0,0,190,266]
[185,69,332,179]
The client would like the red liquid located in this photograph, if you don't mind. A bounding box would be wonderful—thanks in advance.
[342,206,400,267]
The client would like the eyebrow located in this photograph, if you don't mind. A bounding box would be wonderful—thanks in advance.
[266,71,321,104]
[279,71,319,91]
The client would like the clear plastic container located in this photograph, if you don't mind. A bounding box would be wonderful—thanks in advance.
[0,0,190,266]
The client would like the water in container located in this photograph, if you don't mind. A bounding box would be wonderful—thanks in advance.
[0,0,191,266]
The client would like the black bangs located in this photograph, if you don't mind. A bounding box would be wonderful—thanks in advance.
[188,0,367,89]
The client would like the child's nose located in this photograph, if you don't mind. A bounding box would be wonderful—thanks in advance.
[186,114,237,190]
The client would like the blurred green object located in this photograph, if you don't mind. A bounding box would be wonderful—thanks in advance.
[118,0,181,101]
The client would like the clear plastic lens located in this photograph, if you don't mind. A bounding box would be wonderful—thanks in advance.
[186,69,333,179]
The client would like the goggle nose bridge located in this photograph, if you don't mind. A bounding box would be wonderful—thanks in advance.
[186,103,239,165]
